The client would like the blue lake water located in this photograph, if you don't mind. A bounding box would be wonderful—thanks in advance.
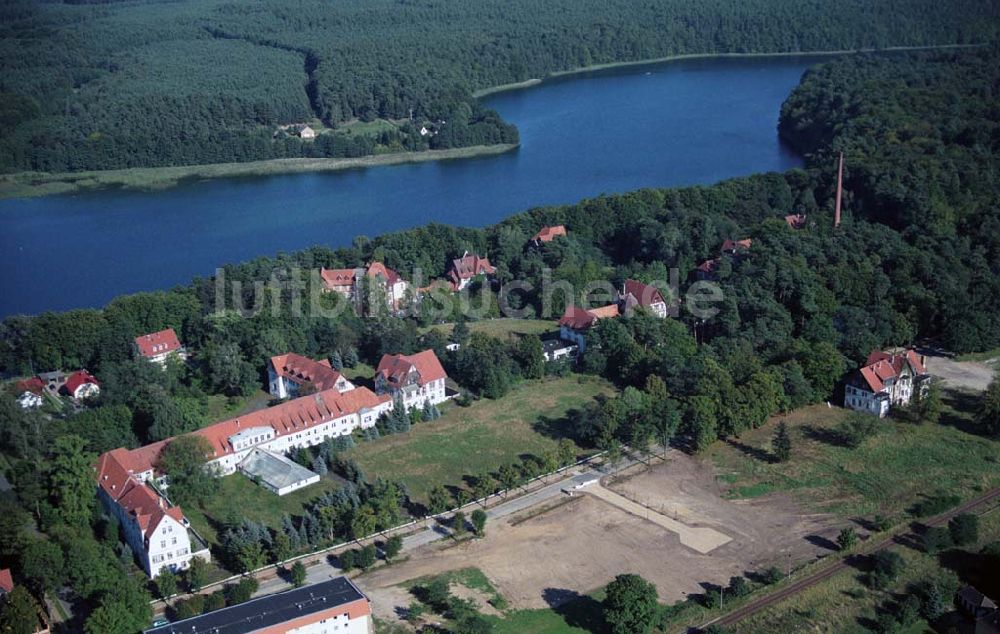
[0,55,823,317]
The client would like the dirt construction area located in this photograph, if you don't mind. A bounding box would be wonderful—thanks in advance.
[922,350,996,392]
[356,452,842,620]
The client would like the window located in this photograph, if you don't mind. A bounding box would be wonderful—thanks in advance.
[161,540,166,548]
[172,537,177,545]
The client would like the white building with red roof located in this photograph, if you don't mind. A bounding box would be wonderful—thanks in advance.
[558,304,620,353]
[134,328,187,366]
[621,280,668,318]
[95,449,209,577]
[375,349,448,411]
[61,370,100,401]
[320,262,410,311]
[447,252,496,291]
[268,353,355,399]
[844,348,930,417]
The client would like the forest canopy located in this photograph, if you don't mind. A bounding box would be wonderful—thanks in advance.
[1,0,998,172]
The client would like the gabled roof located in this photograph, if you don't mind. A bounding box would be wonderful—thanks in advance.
[320,267,360,289]
[15,377,44,394]
[532,225,567,243]
[270,353,347,392]
[63,370,99,396]
[0,568,12,594]
[857,348,927,392]
[559,304,619,330]
[784,214,807,229]
[448,252,496,285]
[377,350,447,387]
[623,279,665,308]
[958,585,997,610]
[95,449,185,541]
[135,328,182,358]
[721,238,753,253]
[366,262,402,285]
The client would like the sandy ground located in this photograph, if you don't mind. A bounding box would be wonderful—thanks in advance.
[358,452,840,622]
[922,351,996,392]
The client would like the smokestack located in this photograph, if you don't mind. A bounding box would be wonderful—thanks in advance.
[834,152,844,228]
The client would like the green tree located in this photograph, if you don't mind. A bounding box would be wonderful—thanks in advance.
[358,545,377,570]
[837,527,857,551]
[290,561,307,587]
[383,535,403,561]
[155,570,178,600]
[205,342,257,397]
[428,485,451,514]
[20,540,65,593]
[0,586,41,634]
[159,435,215,506]
[557,438,577,466]
[837,412,880,448]
[915,382,943,425]
[351,505,376,539]
[772,421,792,462]
[868,551,904,589]
[49,434,96,527]
[85,600,138,634]
[271,531,293,563]
[948,513,979,546]
[603,573,658,634]
[237,541,266,574]
[455,614,494,634]
[452,511,467,537]
[514,335,545,380]
[187,555,208,592]
[977,378,1000,437]
[471,509,487,537]
[922,526,952,553]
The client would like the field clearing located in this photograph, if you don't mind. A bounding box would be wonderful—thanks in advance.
[706,397,1000,518]
[347,375,613,503]
[425,318,559,341]
[735,509,1000,633]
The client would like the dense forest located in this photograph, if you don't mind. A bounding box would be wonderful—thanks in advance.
[2,0,999,172]
[2,45,1000,633]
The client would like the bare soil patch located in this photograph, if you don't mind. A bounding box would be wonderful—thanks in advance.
[922,351,995,392]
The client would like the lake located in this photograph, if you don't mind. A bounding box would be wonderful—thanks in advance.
[0,55,822,317]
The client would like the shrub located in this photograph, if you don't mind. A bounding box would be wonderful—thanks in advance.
[948,513,979,546]
[837,527,857,551]
[922,526,952,553]
[173,595,205,620]
[728,576,750,598]
[204,590,226,612]
[339,549,357,570]
[911,494,960,518]
[762,567,784,585]
[868,551,904,589]
[837,413,880,448]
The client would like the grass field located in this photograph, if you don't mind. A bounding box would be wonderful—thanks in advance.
[707,393,1000,518]
[425,318,559,341]
[184,472,341,546]
[955,347,1000,363]
[346,375,614,504]
[735,509,1000,633]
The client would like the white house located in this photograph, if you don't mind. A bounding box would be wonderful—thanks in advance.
[145,576,373,634]
[375,349,448,412]
[558,304,620,353]
[268,353,355,399]
[16,391,43,409]
[134,328,188,367]
[621,279,668,318]
[95,449,210,578]
[61,370,100,401]
[844,349,930,418]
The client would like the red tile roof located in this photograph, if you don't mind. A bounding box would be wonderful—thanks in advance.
[532,225,567,243]
[857,349,927,392]
[63,370,99,397]
[15,377,44,394]
[784,214,807,229]
[721,238,753,253]
[0,568,12,594]
[320,267,358,290]
[95,449,185,541]
[134,328,182,358]
[270,353,347,392]
[366,262,402,285]
[696,258,720,274]
[623,280,665,308]
[448,253,496,286]
[559,304,619,330]
[377,350,447,388]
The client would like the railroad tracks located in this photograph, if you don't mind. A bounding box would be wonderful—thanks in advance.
[698,486,1000,632]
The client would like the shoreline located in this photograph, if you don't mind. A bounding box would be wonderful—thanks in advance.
[472,43,982,98]
[0,144,519,201]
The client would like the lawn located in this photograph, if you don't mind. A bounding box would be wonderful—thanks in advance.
[706,392,1000,518]
[202,389,271,421]
[734,509,1000,633]
[184,471,341,547]
[425,318,559,341]
[346,375,614,504]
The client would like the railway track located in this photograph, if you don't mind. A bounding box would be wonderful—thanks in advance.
[698,486,1000,632]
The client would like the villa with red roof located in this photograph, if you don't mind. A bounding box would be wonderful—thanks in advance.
[558,304,620,353]
[61,370,100,401]
[447,252,496,291]
[621,279,669,318]
[375,349,449,411]
[95,449,210,577]
[531,225,567,245]
[135,328,187,366]
[268,353,355,399]
[844,348,930,417]
[320,262,410,311]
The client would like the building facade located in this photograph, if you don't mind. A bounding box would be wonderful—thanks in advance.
[135,328,188,366]
[844,349,930,418]
[621,279,668,318]
[375,350,448,412]
[319,262,409,312]
[268,353,355,399]
[558,304,619,353]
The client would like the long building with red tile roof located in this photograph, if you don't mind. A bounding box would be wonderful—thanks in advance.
[268,353,354,399]
[844,348,930,417]
[375,349,449,412]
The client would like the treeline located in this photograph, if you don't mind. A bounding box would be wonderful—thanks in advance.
[2,0,998,171]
